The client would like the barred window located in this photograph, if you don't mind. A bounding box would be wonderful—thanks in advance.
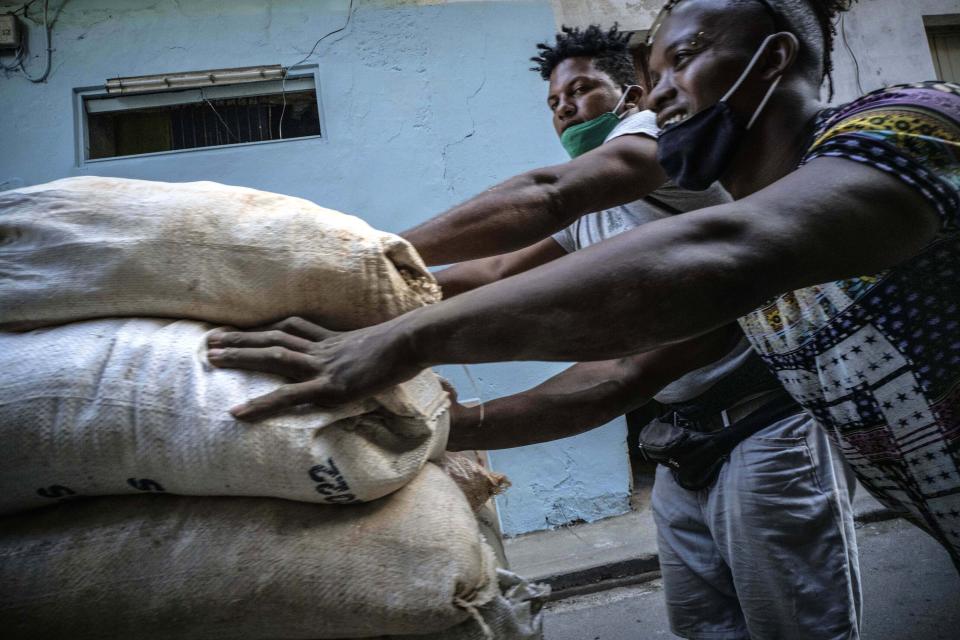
[80,69,321,161]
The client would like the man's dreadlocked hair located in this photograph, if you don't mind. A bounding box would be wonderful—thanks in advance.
[530,24,638,86]
[660,0,857,100]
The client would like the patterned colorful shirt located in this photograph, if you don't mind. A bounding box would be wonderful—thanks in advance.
[738,82,960,567]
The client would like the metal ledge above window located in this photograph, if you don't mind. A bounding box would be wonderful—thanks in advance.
[104,65,287,95]
[75,65,323,163]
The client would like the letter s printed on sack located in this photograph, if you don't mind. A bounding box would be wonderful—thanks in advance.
[127,478,166,492]
[36,484,77,499]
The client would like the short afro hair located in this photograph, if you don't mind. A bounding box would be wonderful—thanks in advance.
[530,24,638,86]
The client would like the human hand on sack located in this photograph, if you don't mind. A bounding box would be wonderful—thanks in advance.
[206,316,424,419]
[439,379,482,451]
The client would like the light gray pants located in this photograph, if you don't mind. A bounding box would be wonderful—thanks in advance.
[651,413,861,640]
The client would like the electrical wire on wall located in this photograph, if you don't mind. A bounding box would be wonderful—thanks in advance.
[200,89,239,144]
[144,0,358,142]
[838,12,864,96]
[1,0,54,83]
[84,0,355,145]
[278,0,355,139]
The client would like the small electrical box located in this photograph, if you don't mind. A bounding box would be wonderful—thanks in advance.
[0,14,21,50]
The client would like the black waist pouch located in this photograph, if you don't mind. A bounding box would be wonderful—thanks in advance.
[638,396,802,490]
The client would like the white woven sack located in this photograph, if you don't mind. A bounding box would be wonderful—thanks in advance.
[0,176,440,330]
[0,464,499,640]
[0,317,448,514]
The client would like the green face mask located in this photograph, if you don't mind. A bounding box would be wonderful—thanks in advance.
[559,87,636,158]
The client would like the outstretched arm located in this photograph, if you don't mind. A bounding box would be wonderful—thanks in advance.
[435,238,567,299]
[401,134,665,265]
[446,326,740,451]
[207,157,939,416]
[403,157,939,363]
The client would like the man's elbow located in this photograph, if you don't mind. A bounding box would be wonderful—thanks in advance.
[520,169,570,228]
[681,204,766,268]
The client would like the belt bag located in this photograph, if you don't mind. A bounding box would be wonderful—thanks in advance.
[638,395,802,491]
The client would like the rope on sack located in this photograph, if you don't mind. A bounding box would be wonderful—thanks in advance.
[453,596,494,639]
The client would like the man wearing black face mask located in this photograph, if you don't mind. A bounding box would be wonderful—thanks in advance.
[208,2,959,636]
[655,31,786,191]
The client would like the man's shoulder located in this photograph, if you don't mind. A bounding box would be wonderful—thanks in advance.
[605,110,660,143]
[806,81,960,175]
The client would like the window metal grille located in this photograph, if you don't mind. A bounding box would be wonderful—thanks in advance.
[82,74,321,160]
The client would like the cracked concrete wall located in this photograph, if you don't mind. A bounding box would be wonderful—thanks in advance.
[828,0,959,105]
[550,0,661,32]
[0,0,632,536]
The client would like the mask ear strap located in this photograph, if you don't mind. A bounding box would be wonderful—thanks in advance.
[746,74,781,130]
[614,85,641,117]
[720,32,781,103]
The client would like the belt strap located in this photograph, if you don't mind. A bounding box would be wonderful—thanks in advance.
[696,392,803,453]
[638,390,804,491]
[670,389,796,433]
[643,194,682,216]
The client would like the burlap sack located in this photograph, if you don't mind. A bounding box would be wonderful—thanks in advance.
[0,176,440,331]
[0,464,498,640]
[441,453,511,513]
[476,505,510,570]
[364,570,549,640]
[0,317,448,514]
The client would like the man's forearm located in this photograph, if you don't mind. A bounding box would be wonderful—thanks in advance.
[401,205,766,365]
[446,327,741,451]
[435,261,497,299]
[448,376,639,451]
[403,172,566,266]
[403,136,664,266]
[436,238,568,299]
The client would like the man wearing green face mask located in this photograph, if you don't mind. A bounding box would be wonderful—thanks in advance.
[557,78,636,158]
[407,24,728,296]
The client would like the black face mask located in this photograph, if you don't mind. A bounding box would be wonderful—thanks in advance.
[656,33,784,191]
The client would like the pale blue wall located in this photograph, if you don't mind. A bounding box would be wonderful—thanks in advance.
[0,0,632,535]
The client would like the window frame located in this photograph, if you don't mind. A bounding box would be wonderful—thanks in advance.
[924,14,960,83]
[73,64,325,166]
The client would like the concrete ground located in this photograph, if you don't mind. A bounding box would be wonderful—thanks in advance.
[541,517,960,640]
[502,479,958,639]
[505,479,894,589]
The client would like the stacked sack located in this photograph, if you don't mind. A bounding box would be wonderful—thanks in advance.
[0,177,546,639]
[0,176,442,331]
